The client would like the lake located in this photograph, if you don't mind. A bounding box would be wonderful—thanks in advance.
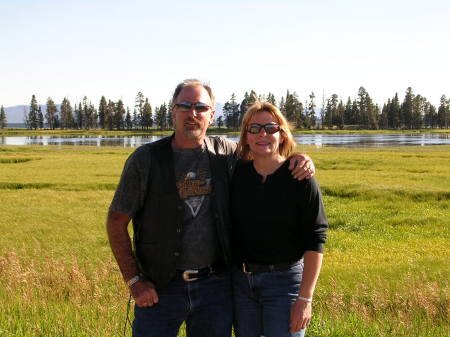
[1,133,449,147]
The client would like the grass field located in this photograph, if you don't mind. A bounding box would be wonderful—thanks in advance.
[0,144,449,336]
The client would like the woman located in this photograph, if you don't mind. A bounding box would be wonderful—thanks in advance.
[231,102,328,337]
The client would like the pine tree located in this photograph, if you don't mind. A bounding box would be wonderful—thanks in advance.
[238,91,257,126]
[279,96,285,116]
[335,100,345,129]
[267,93,276,106]
[223,101,233,128]
[82,97,91,130]
[28,95,39,129]
[324,94,339,128]
[167,99,173,129]
[155,103,167,130]
[134,92,145,129]
[45,97,58,129]
[401,87,414,129]
[105,100,115,130]
[166,109,173,129]
[371,104,380,130]
[284,90,295,122]
[217,116,224,128]
[343,97,354,125]
[75,103,83,129]
[0,105,6,129]
[283,90,303,127]
[320,91,326,127]
[305,92,316,128]
[351,100,359,127]
[367,98,379,130]
[160,103,167,130]
[424,103,437,128]
[356,87,378,129]
[114,99,125,130]
[60,98,75,129]
[223,93,240,128]
[380,101,389,129]
[37,106,44,129]
[125,107,132,130]
[356,87,368,127]
[98,96,108,129]
[411,95,425,129]
[388,93,401,129]
[141,98,153,129]
[54,112,60,129]
[239,92,251,127]
[437,95,449,128]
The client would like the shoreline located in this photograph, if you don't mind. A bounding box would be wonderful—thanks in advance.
[1,127,449,137]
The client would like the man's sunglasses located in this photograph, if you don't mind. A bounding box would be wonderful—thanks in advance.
[174,102,211,113]
[247,123,281,134]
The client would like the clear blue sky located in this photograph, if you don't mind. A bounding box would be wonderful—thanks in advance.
[1,0,449,109]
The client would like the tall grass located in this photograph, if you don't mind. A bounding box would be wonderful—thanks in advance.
[0,144,449,336]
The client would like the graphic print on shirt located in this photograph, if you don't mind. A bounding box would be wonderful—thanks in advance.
[177,170,212,217]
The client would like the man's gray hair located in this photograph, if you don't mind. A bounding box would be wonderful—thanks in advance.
[172,79,215,108]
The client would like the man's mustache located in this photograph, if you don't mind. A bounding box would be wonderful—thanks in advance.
[184,118,201,126]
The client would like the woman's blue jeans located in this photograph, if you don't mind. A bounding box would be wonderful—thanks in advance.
[232,261,306,337]
[133,271,232,337]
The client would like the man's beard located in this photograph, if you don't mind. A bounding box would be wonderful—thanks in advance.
[183,118,203,140]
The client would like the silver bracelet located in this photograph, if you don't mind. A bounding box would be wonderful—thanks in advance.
[127,275,141,287]
[297,295,312,303]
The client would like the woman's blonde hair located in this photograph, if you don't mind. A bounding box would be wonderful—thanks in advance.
[237,101,296,160]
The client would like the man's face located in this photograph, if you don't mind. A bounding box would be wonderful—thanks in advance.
[172,85,215,145]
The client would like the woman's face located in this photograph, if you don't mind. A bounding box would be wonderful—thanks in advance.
[246,111,284,159]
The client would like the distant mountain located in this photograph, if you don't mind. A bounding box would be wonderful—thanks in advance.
[3,105,56,123]
[3,105,28,123]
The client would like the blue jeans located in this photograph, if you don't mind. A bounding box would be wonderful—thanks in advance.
[133,271,233,337]
[232,261,306,337]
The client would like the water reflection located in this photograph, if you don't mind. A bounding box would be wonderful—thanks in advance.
[1,133,449,148]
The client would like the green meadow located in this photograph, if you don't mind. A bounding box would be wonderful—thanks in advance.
[0,144,449,337]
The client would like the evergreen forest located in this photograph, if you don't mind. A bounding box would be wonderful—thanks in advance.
[2,87,449,130]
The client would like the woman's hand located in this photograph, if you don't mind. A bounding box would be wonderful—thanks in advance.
[290,298,312,332]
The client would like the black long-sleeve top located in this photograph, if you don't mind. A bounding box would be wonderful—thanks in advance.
[231,160,328,264]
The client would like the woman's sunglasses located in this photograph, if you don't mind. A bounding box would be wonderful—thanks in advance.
[247,123,281,134]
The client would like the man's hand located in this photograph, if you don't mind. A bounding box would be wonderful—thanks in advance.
[131,279,159,307]
[290,298,312,332]
[288,153,315,180]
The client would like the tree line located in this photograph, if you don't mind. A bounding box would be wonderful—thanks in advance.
[0,86,449,130]
[20,92,172,131]
[222,87,449,130]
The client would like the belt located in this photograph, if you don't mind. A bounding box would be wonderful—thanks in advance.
[237,261,296,274]
[176,264,222,282]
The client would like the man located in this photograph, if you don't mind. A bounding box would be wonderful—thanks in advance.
[106,79,314,337]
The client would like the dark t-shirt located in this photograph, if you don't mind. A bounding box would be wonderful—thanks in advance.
[172,145,219,269]
[231,160,328,264]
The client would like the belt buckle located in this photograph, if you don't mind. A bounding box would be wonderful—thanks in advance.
[182,269,199,282]
[242,263,252,275]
